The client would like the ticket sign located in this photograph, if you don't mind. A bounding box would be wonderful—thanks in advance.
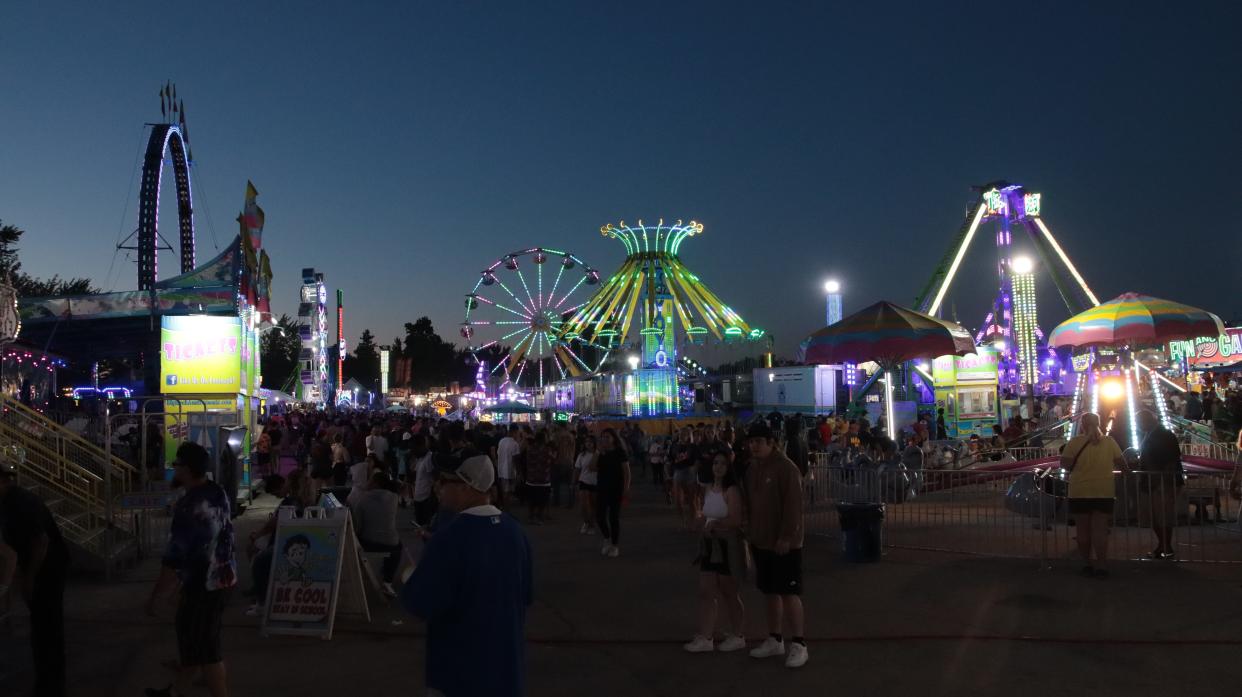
[160,316,242,394]
[932,347,999,387]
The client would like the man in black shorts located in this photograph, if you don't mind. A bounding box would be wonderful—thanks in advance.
[146,442,237,697]
[743,422,808,669]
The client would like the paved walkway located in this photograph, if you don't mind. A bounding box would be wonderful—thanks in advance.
[4,481,1242,696]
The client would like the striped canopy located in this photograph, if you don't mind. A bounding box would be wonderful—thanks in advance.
[802,301,976,366]
[1049,292,1226,349]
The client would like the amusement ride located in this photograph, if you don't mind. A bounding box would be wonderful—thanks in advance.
[463,220,764,415]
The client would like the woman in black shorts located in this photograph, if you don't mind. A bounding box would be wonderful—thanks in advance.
[684,452,747,653]
[1062,412,1126,578]
[574,435,599,534]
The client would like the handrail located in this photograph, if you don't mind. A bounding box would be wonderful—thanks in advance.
[0,394,139,477]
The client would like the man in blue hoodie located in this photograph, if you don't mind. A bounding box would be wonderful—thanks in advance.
[401,452,533,697]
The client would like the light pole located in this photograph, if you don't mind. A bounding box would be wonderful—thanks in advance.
[823,279,842,327]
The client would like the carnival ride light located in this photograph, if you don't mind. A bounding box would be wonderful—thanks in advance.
[1100,379,1125,402]
[928,204,988,317]
[1031,218,1100,307]
[1124,367,1140,447]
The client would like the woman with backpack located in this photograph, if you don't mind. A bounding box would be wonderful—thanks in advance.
[1062,412,1125,578]
[684,451,747,653]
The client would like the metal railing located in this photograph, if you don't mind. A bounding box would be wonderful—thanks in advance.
[805,462,1242,563]
[0,394,139,558]
[1181,441,1240,463]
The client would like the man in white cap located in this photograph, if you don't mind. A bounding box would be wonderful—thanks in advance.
[400,452,533,697]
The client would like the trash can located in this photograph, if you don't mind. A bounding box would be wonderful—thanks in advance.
[837,502,885,562]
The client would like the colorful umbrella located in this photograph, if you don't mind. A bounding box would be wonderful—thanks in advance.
[802,300,976,366]
[1048,292,1226,349]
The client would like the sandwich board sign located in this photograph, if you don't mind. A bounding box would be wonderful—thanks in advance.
[261,506,370,639]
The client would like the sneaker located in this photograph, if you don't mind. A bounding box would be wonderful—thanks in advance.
[784,642,808,668]
[749,637,785,659]
[607,545,620,558]
[244,603,262,617]
[579,523,590,534]
[717,634,747,652]
[601,543,612,556]
[381,582,397,597]
[584,526,595,535]
[683,635,714,653]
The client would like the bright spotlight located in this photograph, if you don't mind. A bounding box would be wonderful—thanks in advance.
[1100,379,1125,401]
[627,355,640,370]
[823,280,841,294]
[1012,256,1034,274]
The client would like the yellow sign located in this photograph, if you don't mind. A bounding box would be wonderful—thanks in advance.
[161,316,243,394]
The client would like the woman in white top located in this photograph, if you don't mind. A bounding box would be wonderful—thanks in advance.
[574,435,599,535]
[348,453,383,506]
[684,452,747,653]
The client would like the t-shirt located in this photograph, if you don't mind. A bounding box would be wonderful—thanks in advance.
[365,434,389,461]
[596,449,627,492]
[524,445,553,487]
[496,436,520,480]
[352,489,400,546]
[1065,434,1123,499]
[163,481,237,591]
[411,452,436,502]
[0,485,68,567]
[574,452,598,486]
[1139,427,1183,479]
[401,505,532,697]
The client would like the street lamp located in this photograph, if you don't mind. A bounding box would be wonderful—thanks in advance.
[823,279,842,327]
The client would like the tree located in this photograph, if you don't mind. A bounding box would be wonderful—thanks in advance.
[0,220,100,296]
[343,328,381,392]
[260,314,301,391]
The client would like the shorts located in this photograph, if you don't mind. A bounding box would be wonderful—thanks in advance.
[672,467,697,485]
[698,537,732,576]
[578,482,597,493]
[752,547,802,596]
[1068,497,1115,515]
[176,587,231,667]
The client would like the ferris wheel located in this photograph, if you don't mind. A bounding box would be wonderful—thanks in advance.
[462,247,604,390]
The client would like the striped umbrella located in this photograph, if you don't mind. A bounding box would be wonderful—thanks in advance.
[802,300,976,366]
[1049,292,1225,349]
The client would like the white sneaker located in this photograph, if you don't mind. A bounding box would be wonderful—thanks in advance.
[607,545,620,558]
[244,603,262,617]
[579,523,590,534]
[717,634,747,652]
[749,637,785,659]
[683,635,714,653]
[784,642,808,668]
[601,543,612,556]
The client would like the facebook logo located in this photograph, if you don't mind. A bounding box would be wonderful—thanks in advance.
[166,375,178,386]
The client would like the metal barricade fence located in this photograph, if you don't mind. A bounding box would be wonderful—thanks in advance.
[805,460,1242,563]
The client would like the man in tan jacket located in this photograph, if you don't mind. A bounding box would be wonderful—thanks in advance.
[742,421,808,669]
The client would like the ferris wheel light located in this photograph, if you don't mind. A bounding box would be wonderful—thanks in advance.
[1012,256,1034,274]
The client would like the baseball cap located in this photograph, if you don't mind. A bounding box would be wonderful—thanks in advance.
[436,453,495,493]
[173,442,210,478]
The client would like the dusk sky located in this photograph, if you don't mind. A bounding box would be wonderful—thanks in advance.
[3,2,1239,358]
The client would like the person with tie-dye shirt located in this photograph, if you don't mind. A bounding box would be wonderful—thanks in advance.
[145,442,237,697]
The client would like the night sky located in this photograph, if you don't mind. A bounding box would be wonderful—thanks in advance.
[3,2,1239,359]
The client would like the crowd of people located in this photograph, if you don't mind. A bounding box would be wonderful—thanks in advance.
[4,384,1239,697]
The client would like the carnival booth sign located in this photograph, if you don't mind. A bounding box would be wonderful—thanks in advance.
[261,506,370,639]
